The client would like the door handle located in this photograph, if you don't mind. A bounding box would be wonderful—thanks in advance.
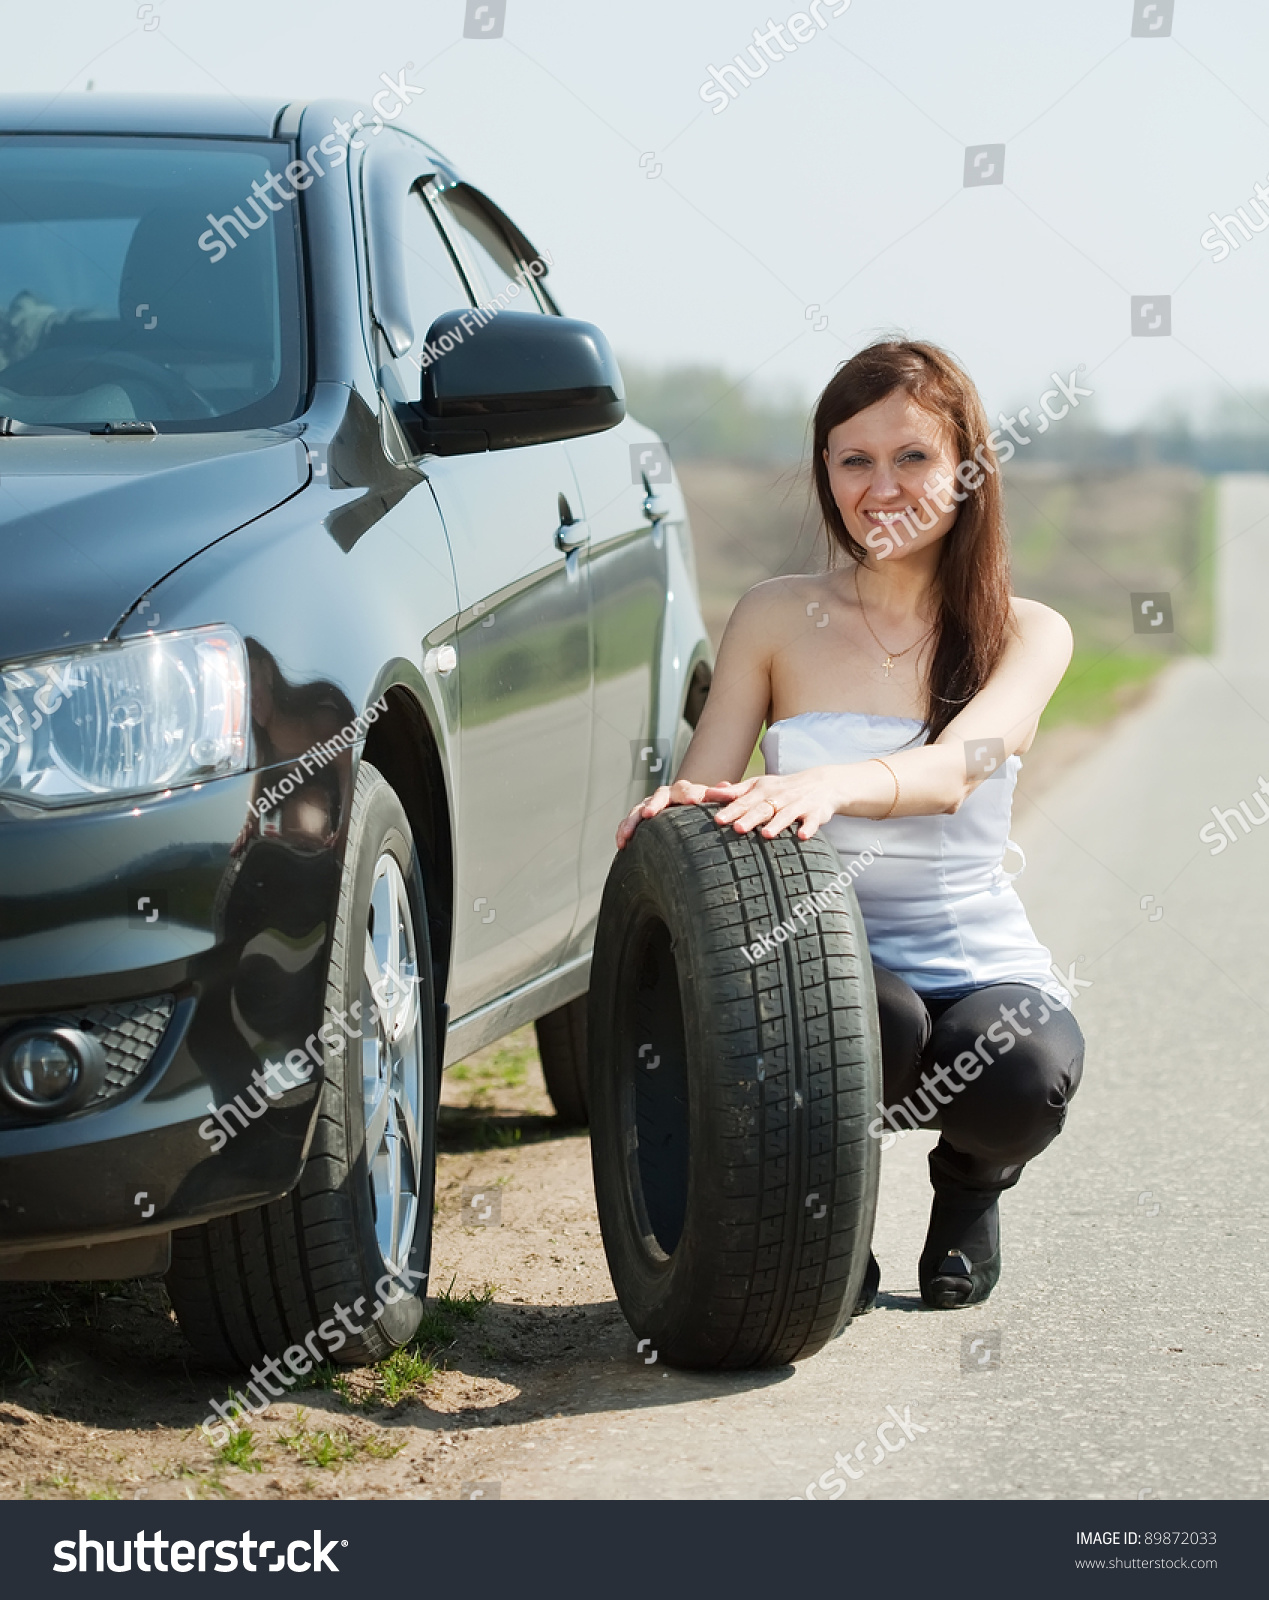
[555,491,589,553]
[555,520,590,552]
[640,469,670,523]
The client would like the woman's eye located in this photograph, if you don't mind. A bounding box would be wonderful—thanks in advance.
[899,451,928,464]
[840,455,870,467]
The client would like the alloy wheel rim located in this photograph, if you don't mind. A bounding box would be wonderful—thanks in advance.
[359,852,424,1279]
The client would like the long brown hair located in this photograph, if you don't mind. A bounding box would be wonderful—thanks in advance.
[811,340,1012,741]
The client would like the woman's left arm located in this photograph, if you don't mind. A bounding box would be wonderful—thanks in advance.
[707,599,1074,839]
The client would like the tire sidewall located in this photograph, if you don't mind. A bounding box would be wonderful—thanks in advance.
[590,802,882,1366]
[323,763,438,1351]
[589,816,738,1350]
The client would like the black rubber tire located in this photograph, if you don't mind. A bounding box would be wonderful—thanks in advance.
[166,762,438,1370]
[534,995,589,1127]
[588,802,881,1370]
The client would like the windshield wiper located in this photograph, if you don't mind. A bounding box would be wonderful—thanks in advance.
[0,417,159,437]
[0,416,83,437]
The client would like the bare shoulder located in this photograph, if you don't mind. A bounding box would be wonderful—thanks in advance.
[738,572,835,607]
[1009,595,1074,658]
[726,573,835,636]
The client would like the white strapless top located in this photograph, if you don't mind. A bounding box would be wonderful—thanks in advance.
[761,711,1069,1005]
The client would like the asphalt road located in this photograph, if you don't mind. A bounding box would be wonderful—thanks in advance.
[442,473,1269,1501]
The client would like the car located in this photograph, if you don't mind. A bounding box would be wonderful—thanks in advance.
[0,91,712,1369]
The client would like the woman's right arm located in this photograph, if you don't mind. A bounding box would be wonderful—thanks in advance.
[615,583,776,849]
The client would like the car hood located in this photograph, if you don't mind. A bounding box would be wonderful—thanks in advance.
[0,430,308,664]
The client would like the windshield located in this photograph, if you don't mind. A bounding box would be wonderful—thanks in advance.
[0,135,305,431]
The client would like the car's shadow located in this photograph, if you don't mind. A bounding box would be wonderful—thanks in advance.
[437,1295,797,1422]
[0,1278,797,1454]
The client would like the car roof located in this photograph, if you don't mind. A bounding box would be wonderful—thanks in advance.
[0,93,459,171]
[0,93,288,137]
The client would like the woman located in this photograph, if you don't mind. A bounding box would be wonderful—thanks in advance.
[617,339,1085,1313]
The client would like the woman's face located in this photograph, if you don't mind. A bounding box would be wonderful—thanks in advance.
[823,389,964,562]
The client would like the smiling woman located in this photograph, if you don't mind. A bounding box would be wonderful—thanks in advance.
[618,338,1086,1314]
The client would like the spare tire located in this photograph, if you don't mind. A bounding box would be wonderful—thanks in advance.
[589,802,881,1369]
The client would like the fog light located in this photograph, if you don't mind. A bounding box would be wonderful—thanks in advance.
[0,1025,105,1115]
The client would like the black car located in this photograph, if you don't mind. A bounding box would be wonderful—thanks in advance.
[0,92,711,1368]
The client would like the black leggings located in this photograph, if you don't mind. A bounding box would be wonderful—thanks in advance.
[872,963,1085,1203]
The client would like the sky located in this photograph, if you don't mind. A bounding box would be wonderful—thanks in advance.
[4,0,1269,429]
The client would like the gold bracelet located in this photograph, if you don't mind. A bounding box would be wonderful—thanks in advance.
[870,757,900,820]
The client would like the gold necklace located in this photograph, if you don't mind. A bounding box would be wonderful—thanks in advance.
[853,565,936,679]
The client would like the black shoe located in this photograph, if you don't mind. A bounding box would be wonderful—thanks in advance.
[852,1251,881,1317]
[918,1196,1001,1309]
[918,1244,1001,1308]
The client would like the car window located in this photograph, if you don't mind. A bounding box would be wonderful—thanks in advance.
[0,135,304,431]
[397,186,473,370]
[428,185,548,314]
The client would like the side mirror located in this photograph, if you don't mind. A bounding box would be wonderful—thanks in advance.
[408,310,625,454]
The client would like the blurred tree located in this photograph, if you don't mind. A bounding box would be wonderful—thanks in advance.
[621,361,810,467]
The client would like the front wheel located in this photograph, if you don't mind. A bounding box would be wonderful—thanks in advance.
[167,762,438,1368]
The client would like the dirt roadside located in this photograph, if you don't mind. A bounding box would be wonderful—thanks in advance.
[0,700,1152,1502]
[0,1038,624,1502]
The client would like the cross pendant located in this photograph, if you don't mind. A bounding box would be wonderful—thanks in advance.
[882,655,894,678]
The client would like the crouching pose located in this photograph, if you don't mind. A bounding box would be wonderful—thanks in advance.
[618,339,1084,1311]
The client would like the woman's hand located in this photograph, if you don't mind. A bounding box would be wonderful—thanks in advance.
[705,769,843,841]
[617,768,847,850]
[616,778,718,850]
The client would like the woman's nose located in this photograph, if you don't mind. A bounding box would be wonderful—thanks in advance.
[869,472,902,501]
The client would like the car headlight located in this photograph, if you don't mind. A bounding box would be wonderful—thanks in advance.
[0,625,248,807]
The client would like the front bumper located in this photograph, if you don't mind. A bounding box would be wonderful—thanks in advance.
[0,770,344,1261]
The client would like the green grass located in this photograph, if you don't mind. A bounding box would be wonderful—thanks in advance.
[405,1281,493,1353]
[277,1425,353,1468]
[448,1037,535,1109]
[290,1347,440,1413]
[350,1278,498,1399]
[410,1307,457,1353]
[377,1345,437,1405]
[436,1279,496,1323]
[276,1411,405,1468]
[1,1337,38,1385]
[285,1360,367,1409]
[290,1359,339,1390]
[1041,649,1169,728]
[268,1282,493,1415]
[215,1426,264,1473]
[359,1435,407,1460]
